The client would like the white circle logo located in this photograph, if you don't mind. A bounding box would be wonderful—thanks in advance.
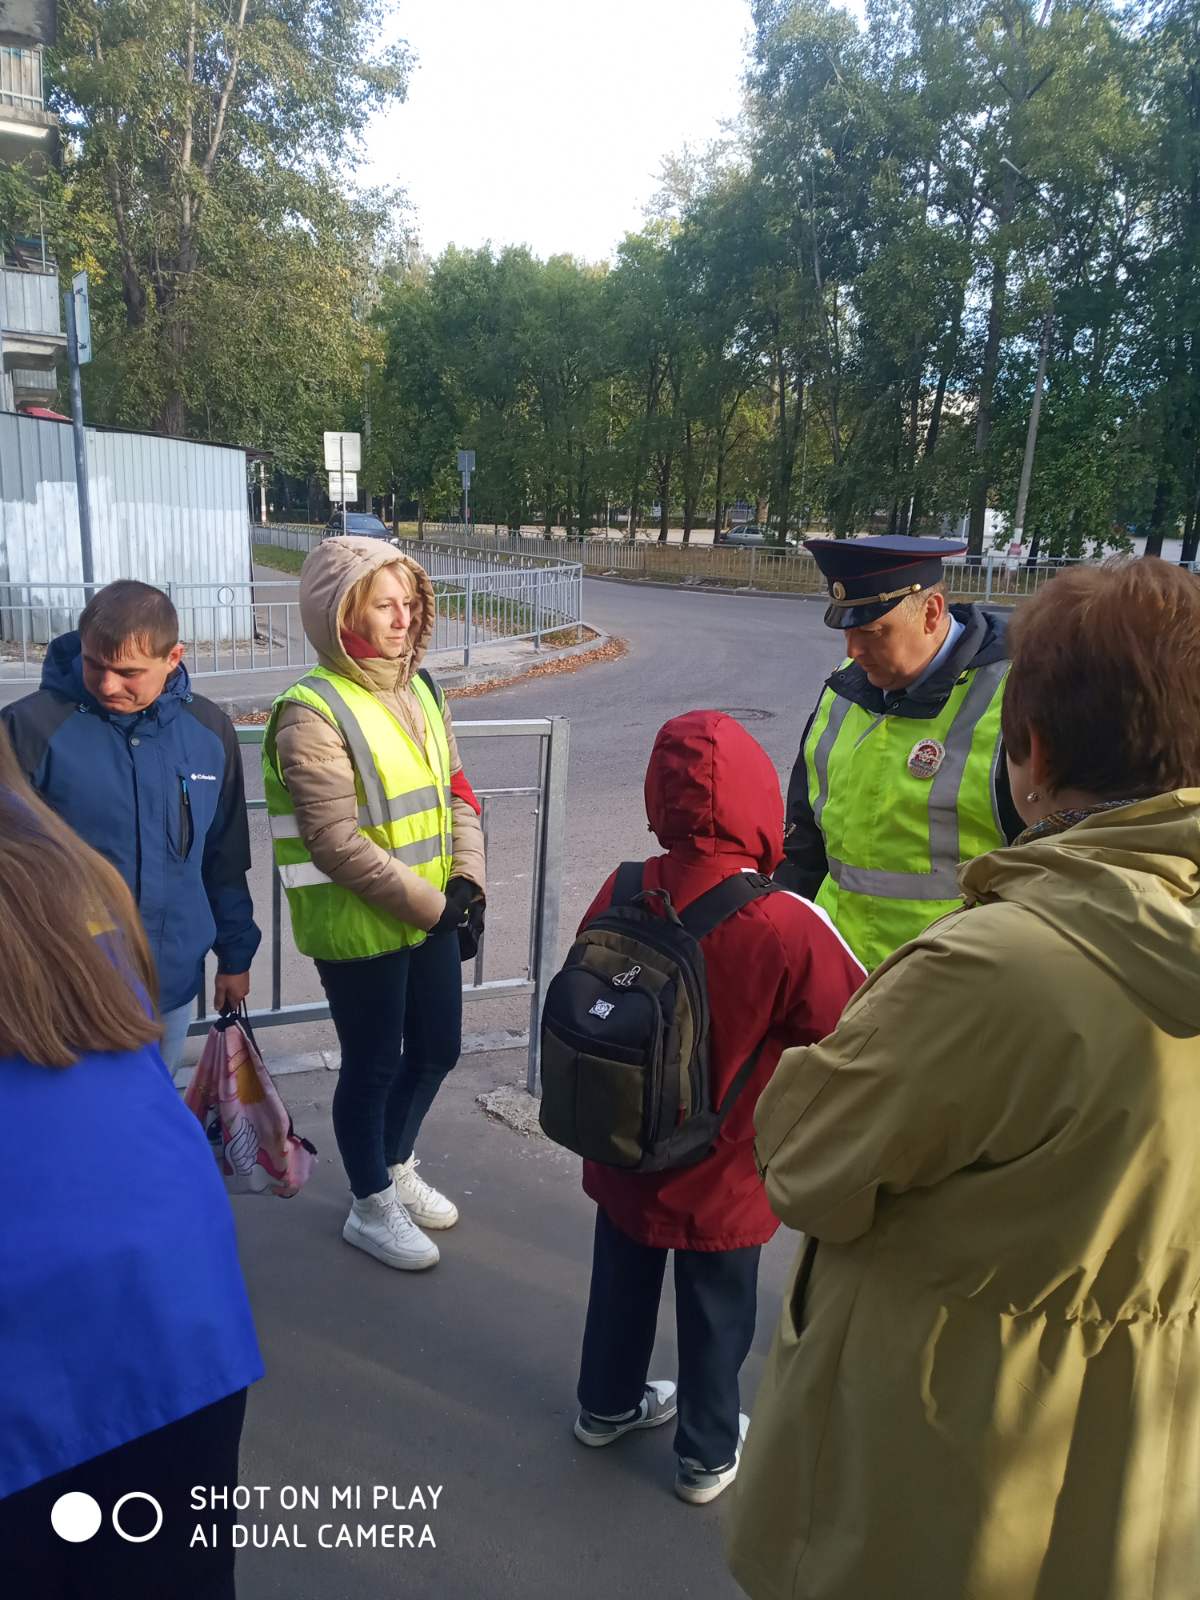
[50,1492,103,1544]
[112,1491,164,1543]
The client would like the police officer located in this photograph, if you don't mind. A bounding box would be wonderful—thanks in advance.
[777,536,1022,971]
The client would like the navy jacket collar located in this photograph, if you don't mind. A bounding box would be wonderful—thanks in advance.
[42,631,192,729]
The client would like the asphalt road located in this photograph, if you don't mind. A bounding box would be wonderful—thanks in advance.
[224,578,844,1600]
[226,577,839,1068]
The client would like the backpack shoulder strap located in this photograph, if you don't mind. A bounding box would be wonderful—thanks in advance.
[611,861,646,906]
[679,871,780,942]
[417,666,445,711]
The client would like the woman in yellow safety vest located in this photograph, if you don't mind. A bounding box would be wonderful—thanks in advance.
[263,537,486,1272]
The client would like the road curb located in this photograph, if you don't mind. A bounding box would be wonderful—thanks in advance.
[210,629,610,717]
[584,573,830,604]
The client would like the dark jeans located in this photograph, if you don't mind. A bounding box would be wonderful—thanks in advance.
[0,1388,247,1600]
[317,933,463,1199]
[577,1208,761,1470]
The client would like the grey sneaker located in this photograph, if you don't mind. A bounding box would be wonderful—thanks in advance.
[574,1380,678,1447]
[674,1412,749,1505]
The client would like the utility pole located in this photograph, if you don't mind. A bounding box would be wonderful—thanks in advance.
[1001,158,1064,556]
[63,279,95,586]
[362,360,371,513]
[1013,305,1053,546]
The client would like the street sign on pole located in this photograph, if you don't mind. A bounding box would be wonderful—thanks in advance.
[72,272,92,365]
[328,471,358,503]
[457,449,475,529]
[63,287,95,585]
[323,431,361,472]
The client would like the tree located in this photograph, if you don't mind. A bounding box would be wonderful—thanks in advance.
[47,0,409,461]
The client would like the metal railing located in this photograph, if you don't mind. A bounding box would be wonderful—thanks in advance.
[0,46,44,113]
[406,525,1200,599]
[0,559,585,677]
[191,718,570,1094]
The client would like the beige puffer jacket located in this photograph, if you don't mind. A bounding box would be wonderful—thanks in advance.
[273,537,485,935]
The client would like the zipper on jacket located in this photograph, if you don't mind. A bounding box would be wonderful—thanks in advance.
[179,775,194,857]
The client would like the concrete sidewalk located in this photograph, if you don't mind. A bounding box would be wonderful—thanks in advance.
[230,1050,794,1600]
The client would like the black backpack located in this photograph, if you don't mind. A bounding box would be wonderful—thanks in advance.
[538,862,781,1172]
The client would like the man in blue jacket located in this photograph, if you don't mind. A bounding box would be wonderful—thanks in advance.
[1,580,261,1069]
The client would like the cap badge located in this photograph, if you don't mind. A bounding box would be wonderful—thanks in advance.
[831,580,847,601]
[907,738,946,780]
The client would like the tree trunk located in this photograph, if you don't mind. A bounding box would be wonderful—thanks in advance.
[656,454,672,542]
[416,498,424,540]
[1145,470,1171,558]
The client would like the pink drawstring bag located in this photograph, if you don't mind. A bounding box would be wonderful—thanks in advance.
[183,1007,317,1197]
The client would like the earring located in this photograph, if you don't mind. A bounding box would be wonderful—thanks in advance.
[1026,790,1040,803]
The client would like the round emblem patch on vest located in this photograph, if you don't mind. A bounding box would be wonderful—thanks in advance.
[907,737,946,780]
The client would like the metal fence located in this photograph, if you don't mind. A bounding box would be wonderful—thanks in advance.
[0,553,584,679]
[190,718,569,1094]
[406,524,1200,600]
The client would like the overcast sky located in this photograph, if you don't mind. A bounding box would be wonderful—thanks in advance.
[362,0,761,263]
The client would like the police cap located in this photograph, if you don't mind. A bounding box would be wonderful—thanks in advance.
[804,535,967,629]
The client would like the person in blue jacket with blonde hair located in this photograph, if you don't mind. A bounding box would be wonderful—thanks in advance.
[0,731,262,1600]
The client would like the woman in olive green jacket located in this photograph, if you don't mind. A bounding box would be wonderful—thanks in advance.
[729,559,1200,1600]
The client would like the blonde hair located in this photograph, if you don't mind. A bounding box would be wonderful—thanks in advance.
[0,730,162,1067]
[343,561,419,638]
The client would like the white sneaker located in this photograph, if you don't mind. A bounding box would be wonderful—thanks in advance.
[574,1380,678,1447]
[389,1155,459,1230]
[675,1412,749,1505]
[343,1182,439,1270]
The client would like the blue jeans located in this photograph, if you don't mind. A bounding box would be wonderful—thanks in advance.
[159,1000,195,1075]
[316,933,463,1198]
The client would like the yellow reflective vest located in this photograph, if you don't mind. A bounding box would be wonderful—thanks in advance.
[801,657,1009,971]
[263,668,452,961]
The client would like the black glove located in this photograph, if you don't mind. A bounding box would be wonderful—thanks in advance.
[458,896,486,963]
[433,876,483,939]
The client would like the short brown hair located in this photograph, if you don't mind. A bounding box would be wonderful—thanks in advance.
[0,728,160,1066]
[78,580,178,659]
[1002,557,1200,798]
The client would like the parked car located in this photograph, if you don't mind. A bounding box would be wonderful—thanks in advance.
[322,511,395,541]
[717,524,799,553]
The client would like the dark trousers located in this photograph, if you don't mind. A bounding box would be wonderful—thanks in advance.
[317,932,462,1199]
[0,1388,247,1600]
[577,1208,761,1470]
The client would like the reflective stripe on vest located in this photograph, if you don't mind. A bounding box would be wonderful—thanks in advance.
[805,659,1008,969]
[263,668,452,961]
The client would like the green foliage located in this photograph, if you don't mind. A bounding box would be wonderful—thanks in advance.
[34,0,1198,548]
[41,0,409,469]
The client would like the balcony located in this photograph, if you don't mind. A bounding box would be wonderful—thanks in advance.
[0,46,56,169]
[11,362,56,405]
[1,261,64,372]
[0,3,57,49]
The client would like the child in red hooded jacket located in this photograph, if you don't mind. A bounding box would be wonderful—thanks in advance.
[572,711,863,1504]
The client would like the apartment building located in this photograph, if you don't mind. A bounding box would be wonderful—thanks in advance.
[0,0,62,413]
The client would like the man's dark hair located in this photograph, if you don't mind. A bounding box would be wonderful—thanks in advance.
[77,581,179,660]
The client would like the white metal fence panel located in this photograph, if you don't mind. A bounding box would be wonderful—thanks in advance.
[0,413,252,644]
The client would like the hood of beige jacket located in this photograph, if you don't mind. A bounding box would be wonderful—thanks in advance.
[297,536,437,695]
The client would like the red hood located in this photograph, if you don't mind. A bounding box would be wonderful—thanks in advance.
[643,711,784,873]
